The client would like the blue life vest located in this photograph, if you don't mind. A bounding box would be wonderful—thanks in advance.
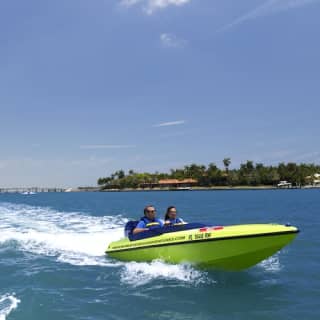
[164,217,184,226]
[124,217,162,237]
[139,216,162,229]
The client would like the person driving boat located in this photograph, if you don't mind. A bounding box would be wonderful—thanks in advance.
[132,205,163,235]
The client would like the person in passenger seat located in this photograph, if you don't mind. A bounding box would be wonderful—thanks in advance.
[164,206,186,226]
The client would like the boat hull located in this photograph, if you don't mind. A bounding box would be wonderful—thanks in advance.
[106,224,298,271]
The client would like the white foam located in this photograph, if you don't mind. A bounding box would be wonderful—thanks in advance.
[258,254,282,272]
[120,260,212,287]
[0,202,126,266]
[0,202,214,287]
[57,252,123,267]
[0,294,20,320]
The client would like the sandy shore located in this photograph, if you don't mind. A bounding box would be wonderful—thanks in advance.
[99,185,279,192]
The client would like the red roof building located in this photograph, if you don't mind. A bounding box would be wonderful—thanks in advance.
[138,178,197,189]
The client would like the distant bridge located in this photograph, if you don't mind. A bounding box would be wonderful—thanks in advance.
[0,187,66,193]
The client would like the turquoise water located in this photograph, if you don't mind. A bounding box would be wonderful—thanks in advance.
[0,190,319,319]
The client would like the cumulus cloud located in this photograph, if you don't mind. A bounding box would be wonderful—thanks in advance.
[219,0,320,32]
[121,0,191,15]
[160,33,187,48]
[153,120,186,127]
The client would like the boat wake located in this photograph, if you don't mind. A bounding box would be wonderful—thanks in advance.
[0,294,20,320]
[0,202,283,287]
[120,260,213,287]
[0,202,210,286]
[0,202,126,266]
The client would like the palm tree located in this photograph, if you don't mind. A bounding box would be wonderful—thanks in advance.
[223,158,231,174]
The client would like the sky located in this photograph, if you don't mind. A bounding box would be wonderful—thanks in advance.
[0,0,319,187]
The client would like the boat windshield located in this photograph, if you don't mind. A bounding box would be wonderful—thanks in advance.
[128,223,207,241]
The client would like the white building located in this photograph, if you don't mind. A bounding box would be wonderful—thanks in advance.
[313,173,320,186]
[305,173,320,187]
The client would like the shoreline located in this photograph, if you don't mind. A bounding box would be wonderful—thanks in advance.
[98,185,302,192]
[2,186,319,193]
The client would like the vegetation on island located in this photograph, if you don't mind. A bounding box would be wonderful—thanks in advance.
[97,159,320,189]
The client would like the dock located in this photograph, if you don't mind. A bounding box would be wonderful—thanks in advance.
[0,187,66,193]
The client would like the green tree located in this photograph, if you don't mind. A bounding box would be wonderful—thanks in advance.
[207,163,222,185]
[223,158,231,173]
[97,160,320,189]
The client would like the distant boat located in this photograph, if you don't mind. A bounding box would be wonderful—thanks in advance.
[21,191,36,195]
[277,181,292,188]
[169,187,193,191]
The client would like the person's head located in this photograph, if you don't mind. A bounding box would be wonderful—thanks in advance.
[144,205,156,220]
[165,206,177,221]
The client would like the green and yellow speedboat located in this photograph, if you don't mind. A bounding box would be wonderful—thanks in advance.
[106,223,299,271]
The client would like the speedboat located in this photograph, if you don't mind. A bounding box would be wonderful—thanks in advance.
[106,222,299,271]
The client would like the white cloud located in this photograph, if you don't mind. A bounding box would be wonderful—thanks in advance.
[153,120,186,127]
[219,0,320,32]
[160,33,187,48]
[121,0,142,6]
[121,0,191,15]
[80,145,136,149]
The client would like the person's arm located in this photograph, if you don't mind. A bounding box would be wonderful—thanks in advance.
[132,221,148,234]
[132,227,148,234]
[176,218,187,224]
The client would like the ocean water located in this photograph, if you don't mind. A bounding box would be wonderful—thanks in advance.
[0,190,319,320]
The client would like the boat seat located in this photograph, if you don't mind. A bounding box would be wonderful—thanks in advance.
[127,222,207,241]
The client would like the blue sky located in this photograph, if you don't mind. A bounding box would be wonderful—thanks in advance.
[0,0,319,187]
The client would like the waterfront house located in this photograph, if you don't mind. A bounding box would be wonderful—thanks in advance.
[305,173,320,187]
[140,178,198,189]
[158,179,198,189]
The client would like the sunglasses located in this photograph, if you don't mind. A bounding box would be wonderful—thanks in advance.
[147,210,156,213]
